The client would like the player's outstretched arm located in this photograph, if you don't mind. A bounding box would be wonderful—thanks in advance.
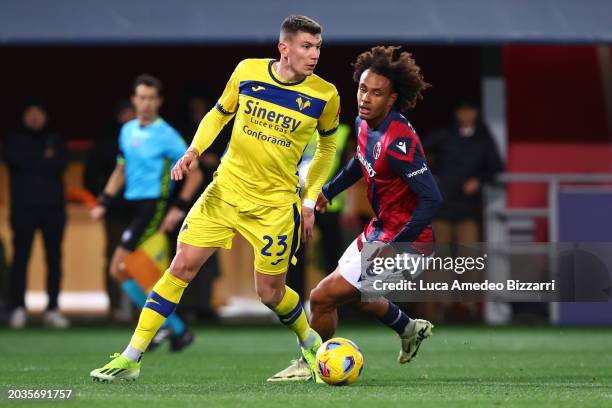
[320,156,363,208]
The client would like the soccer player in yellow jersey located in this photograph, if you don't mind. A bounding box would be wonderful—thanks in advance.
[90,15,339,383]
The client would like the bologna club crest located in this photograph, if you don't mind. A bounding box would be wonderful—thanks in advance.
[373,141,382,160]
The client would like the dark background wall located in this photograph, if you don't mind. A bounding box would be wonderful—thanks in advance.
[504,45,611,144]
[0,45,482,143]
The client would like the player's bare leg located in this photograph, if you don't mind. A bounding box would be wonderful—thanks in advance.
[254,270,288,309]
[309,268,360,341]
[352,299,391,320]
[169,243,217,283]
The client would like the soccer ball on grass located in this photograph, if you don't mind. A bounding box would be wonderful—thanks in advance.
[315,337,363,385]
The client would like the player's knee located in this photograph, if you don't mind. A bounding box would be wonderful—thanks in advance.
[257,285,283,308]
[168,254,198,283]
[310,285,333,311]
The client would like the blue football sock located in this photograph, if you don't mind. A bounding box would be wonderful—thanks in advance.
[165,312,185,335]
[120,279,147,308]
[379,302,411,336]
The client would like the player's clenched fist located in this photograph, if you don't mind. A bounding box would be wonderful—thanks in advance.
[171,148,199,181]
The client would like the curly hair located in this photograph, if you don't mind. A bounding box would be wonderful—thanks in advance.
[353,46,430,111]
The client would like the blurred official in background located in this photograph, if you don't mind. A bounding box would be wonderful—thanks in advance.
[5,97,69,329]
[85,100,135,318]
[90,75,202,350]
[424,100,503,243]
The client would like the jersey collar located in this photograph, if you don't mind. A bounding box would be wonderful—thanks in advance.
[268,60,307,86]
[367,109,397,133]
[138,117,163,129]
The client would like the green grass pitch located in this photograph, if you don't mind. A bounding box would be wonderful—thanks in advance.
[1,325,611,407]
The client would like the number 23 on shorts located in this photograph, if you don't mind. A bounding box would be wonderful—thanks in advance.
[261,235,288,257]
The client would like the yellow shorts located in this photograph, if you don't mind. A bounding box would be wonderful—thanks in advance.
[178,180,301,275]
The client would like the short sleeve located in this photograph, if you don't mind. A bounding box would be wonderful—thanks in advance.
[117,124,127,165]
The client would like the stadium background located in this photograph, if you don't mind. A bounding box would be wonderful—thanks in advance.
[0,1,611,406]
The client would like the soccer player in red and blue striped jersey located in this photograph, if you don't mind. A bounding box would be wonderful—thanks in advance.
[269,46,442,382]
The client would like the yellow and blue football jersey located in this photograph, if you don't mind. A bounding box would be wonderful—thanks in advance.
[190,58,340,206]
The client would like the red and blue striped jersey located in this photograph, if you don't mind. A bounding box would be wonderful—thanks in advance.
[323,110,442,245]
